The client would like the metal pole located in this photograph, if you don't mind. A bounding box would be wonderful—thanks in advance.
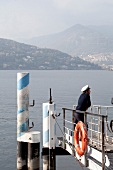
[84,112,88,167]
[17,141,28,170]
[49,103,56,150]
[62,108,65,149]
[43,103,49,148]
[17,73,29,136]
[102,116,105,170]
[90,108,93,143]
[98,107,101,146]
[28,143,40,170]
[63,108,65,135]
[43,154,56,170]
[17,72,29,169]
[43,90,56,170]
[43,88,56,149]
[72,110,75,131]
[27,131,40,170]
[72,110,75,156]
[49,88,52,104]
[43,102,56,149]
[106,107,108,138]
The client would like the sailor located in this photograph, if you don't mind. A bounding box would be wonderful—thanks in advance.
[74,85,91,128]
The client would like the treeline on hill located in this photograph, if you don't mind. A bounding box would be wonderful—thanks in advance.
[0,38,102,70]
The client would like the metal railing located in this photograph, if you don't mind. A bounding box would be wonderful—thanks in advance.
[62,106,110,170]
[90,105,113,143]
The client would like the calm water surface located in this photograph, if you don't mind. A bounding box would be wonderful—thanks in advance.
[0,70,113,170]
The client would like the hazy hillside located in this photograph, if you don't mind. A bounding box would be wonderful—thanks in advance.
[25,24,113,56]
[0,38,102,70]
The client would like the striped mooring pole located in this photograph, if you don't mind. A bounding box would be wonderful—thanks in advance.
[42,89,56,170]
[17,72,40,170]
[17,72,29,169]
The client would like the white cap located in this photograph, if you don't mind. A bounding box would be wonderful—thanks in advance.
[81,85,90,92]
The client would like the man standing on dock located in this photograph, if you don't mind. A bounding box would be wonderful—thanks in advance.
[74,85,91,127]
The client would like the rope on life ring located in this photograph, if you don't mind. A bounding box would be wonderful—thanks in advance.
[74,121,88,156]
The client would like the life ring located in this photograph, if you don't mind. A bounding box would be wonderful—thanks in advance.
[110,120,113,132]
[74,121,88,156]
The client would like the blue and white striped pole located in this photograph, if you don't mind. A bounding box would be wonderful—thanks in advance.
[43,89,56,170]
[43,102,49,148]
[17,72,29,169]
[43,102,56,149]
[17,72,29,136]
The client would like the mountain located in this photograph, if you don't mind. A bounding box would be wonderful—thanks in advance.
[0,38,102,70]
[24,24,113,56]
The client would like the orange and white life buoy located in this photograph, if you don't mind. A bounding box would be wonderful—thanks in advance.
[74,121,88,156]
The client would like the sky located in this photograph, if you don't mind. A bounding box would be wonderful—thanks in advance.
[0,0,113,40]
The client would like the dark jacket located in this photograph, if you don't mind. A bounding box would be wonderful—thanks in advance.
[76,93,91,111]
[74,93,91,123]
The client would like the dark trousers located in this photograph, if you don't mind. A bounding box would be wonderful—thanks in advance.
[73,112,88,130]
[74,112,84,123]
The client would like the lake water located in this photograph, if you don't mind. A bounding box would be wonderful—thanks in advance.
[0,70,113,170]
